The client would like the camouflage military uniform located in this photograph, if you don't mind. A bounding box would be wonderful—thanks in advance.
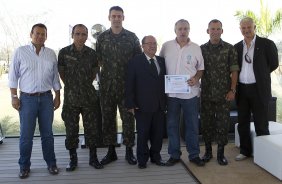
[58,44,101,149]
[200,40,239,145]
[96,28,142,147]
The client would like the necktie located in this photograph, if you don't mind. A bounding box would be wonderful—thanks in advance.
[149,58,158,76]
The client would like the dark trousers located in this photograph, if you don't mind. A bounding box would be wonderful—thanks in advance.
[135,110,165,165]
[238,83,269,156]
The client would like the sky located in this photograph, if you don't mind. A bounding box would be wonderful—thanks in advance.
[0,0,281,53]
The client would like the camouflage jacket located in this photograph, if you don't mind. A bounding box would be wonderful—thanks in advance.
[96,28,142,93]
[201,40,239,102]
[58,44,99,107]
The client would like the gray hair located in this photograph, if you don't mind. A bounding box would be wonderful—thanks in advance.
[240,17,255,25]
[174,19,190,32]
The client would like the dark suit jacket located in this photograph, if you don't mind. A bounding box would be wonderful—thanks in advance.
[234,35,279,105]
[125,53,166,112]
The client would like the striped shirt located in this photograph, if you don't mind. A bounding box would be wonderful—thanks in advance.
[8,43,61,93]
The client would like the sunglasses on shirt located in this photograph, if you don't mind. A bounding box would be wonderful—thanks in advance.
[244,52,252,63]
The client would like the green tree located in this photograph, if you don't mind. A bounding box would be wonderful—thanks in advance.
[235,0,282,38]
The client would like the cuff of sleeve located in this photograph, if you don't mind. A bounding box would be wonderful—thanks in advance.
[9,81,18,89]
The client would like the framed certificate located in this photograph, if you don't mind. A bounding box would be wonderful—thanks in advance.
[165,75,190,93]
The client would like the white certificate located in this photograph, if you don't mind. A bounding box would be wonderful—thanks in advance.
[165,75,190,93]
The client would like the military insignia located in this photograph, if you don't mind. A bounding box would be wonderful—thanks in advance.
[65,55,77,60]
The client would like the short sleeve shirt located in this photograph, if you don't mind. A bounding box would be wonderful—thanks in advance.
[200,40,239,102]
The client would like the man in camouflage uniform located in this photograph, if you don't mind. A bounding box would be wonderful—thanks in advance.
[58,24,103,171]
[96,6,142,165]
[200,19,239,165]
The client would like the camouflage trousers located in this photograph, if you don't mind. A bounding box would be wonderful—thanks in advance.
[200,100,230,145]
[100,90,135,147]
[62,105,102,150]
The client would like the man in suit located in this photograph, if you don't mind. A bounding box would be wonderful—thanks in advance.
[234,17,279,161]
[125,35,166,169]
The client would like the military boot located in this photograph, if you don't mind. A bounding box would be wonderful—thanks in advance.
[66,149,78,171]
[201,142,213,162]
[125,146,137,165]
[217,144,228,165]
[89,147,103,169]
[100,145,117,165]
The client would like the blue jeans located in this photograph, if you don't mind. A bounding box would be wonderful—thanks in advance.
[167,97,200,160]
[18,93,56,170]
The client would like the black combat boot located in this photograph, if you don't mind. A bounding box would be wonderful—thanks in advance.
[66,149,78,171]
[100,145,118,165]
[89,147,103,169]
[201,142,213,162]
[125,146,137,165]
[217,144,228,165]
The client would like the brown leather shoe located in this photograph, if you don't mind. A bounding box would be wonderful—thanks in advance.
[19,168,30,179]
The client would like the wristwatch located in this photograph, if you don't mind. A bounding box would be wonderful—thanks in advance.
[230,89,236,94]
[11,94,18,98]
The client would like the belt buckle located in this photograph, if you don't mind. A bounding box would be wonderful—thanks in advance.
[29,92,41,96]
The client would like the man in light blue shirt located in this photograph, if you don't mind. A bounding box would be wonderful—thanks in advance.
[8,23,61,179]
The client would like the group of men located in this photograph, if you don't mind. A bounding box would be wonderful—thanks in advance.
[8,5,278,179]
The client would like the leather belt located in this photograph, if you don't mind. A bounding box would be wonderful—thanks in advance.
[239,82,256,86]
[20,90,51,96]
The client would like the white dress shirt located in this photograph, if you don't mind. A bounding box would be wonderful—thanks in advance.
[9,43,61,93]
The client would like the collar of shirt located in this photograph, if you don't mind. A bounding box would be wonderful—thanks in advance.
[70,44,87,53]
[108,28,127,37]
[243,35,256,49]
[207,39,224,48]
[144,54,156,63]
[174,38,191,48]
[29,42,45,53]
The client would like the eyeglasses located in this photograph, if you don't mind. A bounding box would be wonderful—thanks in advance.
[143,42,157,46]
[244,52,252,63]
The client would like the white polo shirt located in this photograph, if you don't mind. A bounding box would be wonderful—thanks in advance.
[159,39,204,99]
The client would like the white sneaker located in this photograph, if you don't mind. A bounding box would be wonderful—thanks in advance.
[235,154,247,161]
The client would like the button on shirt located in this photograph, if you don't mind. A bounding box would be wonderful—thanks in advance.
[159,39,204,99]
[239,35,256,84]
[9,43,61,93]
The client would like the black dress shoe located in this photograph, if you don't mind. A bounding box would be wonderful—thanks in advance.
[66,159,77,172]
[19,168,30,179]
[89,158,104,169]
[48,165,59,175]
[151,159,166,166]
[165,157,180,166]
[201,152,213,163]
[138,163,147,169]
[217,155,228,165]
[101,152,118,165]
[190,157,205,167]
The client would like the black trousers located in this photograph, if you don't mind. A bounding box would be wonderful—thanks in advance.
[237,83,269,156]
[135,110,165,165]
